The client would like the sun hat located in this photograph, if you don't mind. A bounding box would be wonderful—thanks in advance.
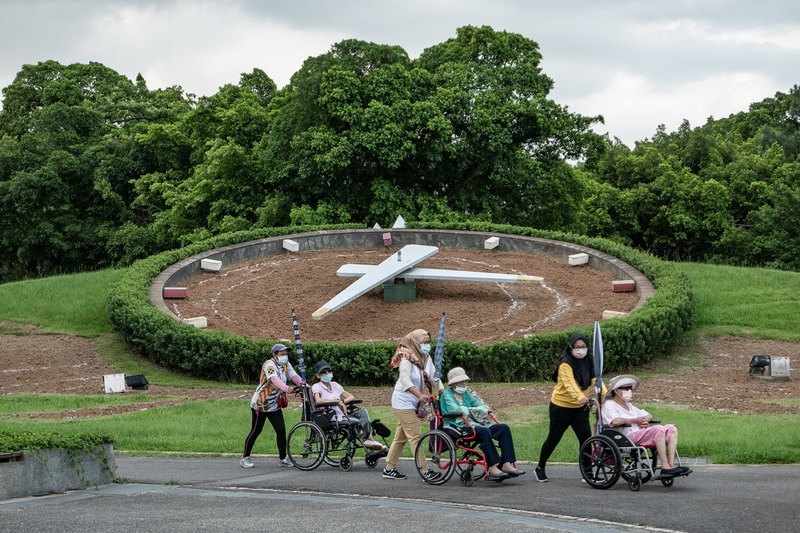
[447,367,470,386]
[605,374,641,400]
[271,343,290,355]
[314,360,332,375]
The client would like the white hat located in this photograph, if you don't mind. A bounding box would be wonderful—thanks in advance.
[447,367,470,386]
[605,374,641,400]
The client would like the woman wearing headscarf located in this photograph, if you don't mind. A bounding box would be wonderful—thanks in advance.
[382,328,442,481]
[535,333,605,482]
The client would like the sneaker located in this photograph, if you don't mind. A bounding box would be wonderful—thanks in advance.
[240,457,254,468]
[534,467,548,483]
[364,439,384,451]
[278,457,292,467]
[382,468,407,480]
[422,469,443,482]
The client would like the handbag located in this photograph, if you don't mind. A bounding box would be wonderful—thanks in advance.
[277,391,288,409]
[416,402,429,419]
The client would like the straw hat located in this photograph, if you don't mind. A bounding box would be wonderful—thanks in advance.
[604,374,641,400]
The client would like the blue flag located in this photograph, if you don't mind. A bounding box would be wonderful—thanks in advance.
[433,312,446,381]
[292,309,306,382]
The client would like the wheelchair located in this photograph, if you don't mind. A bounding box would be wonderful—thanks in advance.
[413,397,511,486]
[287,385,390,471]
[580,402,691,491]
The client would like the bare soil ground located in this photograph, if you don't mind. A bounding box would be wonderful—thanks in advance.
[1,247,797,418]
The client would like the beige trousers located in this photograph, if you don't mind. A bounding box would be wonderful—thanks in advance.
[386,408,427,468]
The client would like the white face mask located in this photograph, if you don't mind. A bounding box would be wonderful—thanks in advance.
[620,389,633,402]
[320,373,333,383]
[572,347,588,359]
[277,355,289,365]
[454,385,467,395]
[420,343,431,355]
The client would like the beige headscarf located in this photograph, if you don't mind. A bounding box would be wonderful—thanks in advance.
[391,329,432,392]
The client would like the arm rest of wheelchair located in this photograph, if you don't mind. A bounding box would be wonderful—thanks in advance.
[440,413,462,419]
[315,400,339,408]
[345,398,363,405]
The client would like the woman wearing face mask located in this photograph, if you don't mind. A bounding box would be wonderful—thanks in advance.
[383,329,443,481]
[602,374,689,477]
[241,343,304,468]
[535,333,605,482]
[310,360,387,452]
[439,367,525,481]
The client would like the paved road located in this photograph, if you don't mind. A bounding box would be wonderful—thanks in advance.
[2,456,798,532]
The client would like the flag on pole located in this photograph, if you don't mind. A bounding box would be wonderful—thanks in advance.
[433,312,445,381]
[292,309,307,383]
[592,320,604,421]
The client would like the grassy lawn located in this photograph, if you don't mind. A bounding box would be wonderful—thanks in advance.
[1,262,799,463]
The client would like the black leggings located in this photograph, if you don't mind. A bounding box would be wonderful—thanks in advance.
[537,403,591,469]
[243,408,287,459]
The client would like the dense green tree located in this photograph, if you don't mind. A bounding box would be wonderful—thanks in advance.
[0,61,192,280]
[258,27,604,227]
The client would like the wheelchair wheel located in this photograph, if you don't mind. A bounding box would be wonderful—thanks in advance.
[287,422,326,471]
[323,427,355,468]
[580,435,621,489]
[339,455,352,472]
[621,450,652,486]
[365,455,378,468]
[661,476,674,487]
[460,465,475,487]
[415,430,456,485]
[454,450,485,482]
[627,472,642,491]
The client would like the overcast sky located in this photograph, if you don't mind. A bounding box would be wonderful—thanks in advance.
[1,0,798,146]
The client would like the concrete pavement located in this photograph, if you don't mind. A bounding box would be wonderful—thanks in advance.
[1,456,798,532]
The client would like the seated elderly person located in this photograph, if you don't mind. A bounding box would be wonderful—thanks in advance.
[439,367,525,481]
[311,360,387,452]
[602,374,691,477]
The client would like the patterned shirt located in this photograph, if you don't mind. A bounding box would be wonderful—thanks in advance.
[249,359,298,412]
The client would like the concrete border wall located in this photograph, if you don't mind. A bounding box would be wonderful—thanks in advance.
[0,445,116,500]
[150,229,654,319]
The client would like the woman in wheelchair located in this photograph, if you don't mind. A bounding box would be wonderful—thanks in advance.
[439,367,525,481]
[311,360,388,452]
[601,374,690,477]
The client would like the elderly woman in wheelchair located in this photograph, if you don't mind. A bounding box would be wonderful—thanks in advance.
[286,360,390,471]
[414,367,524,485]
[581,374,692,490]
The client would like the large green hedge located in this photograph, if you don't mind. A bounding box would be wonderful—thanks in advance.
[107,223,694,385]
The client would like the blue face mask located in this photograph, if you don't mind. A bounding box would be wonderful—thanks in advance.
[320,373,333,383]
[454,386,467,395]
[420,343,431,355]
[277,355,289,365]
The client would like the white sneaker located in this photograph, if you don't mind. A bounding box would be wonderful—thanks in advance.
[364,439,384,451]
[240,457,254,468]
[279,457,292,467]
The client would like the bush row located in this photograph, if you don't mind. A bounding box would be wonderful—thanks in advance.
[107,223,695,386]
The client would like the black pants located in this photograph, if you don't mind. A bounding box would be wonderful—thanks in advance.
[537,403,591,469]
[243,408,287,459]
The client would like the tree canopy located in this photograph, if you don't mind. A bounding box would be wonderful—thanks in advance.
[0,28,798,281]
